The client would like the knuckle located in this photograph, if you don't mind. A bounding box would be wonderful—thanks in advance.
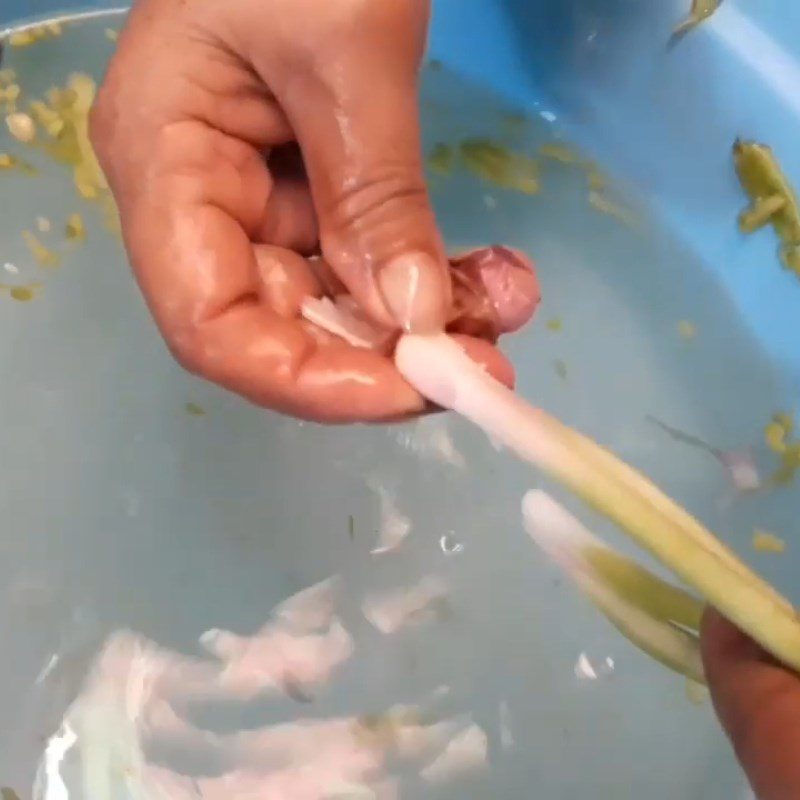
[326,167,430,238]
[166,325,206,377]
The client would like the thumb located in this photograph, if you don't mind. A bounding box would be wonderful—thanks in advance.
[273,12,450,333]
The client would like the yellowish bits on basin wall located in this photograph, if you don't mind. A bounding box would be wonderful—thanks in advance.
[752,529,786,555]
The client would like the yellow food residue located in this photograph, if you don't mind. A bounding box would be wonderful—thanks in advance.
[22,230,59,268]
[427,143,455,176]
[460,139,540,195]
[5,112,36,143]
[752,529,786,554]
[588,190,637,228]
[539,142,580,165]
[7,22,63,48]
[185,402,207,417]
[764,411,800,486]
[65,212,86,242]
[734,139,800,280]
[0,282,42,302]
[546,317,563,333]
[670,0,723,46]
[677,320,697,340]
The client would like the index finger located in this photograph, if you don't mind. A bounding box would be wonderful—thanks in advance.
[702,608,800,800]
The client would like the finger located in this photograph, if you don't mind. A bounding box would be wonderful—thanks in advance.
[254,245,323,318]
[259,178,319,253]
[701,608,800,800]
[449,246,541,339]
[451,335,516,389]
[256,144,319,253]
[264,3,451,333]
[451,246,542,334]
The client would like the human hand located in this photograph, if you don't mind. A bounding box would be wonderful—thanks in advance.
[90,0,540,423]
[702,608,800,800]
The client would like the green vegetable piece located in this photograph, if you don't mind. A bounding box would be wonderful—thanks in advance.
[22,230,59,267]
[738,195,787,233]
[427,143,454,176]
[585,546,704,631]
[553,359,568,381]
[460,138,540,195]
[772,442,800,486]
[185,402,206,416]
[670,0,723,46]
[734,140,800,277]
[65,212,86,242]
[753,529,786,554]
[588,190,637,228]
[539,142,579,165]
[10,285,35,302]
[546,317,563,333]
[780,243,800,277]
[765,421,788,454]
[774,411,795,437]
[586,163,607,192]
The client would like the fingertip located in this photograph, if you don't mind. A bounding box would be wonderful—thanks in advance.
[701,607,762,671]
[449,245,541,336]
[253,245,323,318]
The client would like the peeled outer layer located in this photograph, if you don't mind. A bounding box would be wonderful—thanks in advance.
[395,334,800,673]
[522,490,705,683]
[521,489,703,632]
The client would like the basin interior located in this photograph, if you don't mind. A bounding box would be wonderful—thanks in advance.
[1,8,797,799]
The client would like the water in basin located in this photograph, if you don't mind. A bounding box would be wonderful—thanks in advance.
[1,11,791,799]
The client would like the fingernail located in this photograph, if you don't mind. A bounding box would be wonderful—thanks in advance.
[378,252,446,333]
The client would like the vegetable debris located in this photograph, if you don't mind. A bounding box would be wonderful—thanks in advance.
[22,230,59,267]
[5,111,35,143]
[670,0,724,46]
[588,190,637,227]
[65,212,86,241]
[734,139,800,279]
[764,412,800,486]
[753,529,786,555]
[538,143,579,165]
[427,143,455,176]
[0,281,42,302]
[677,320,697,340]
[459,139,540,195]
[7,22,63,48]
